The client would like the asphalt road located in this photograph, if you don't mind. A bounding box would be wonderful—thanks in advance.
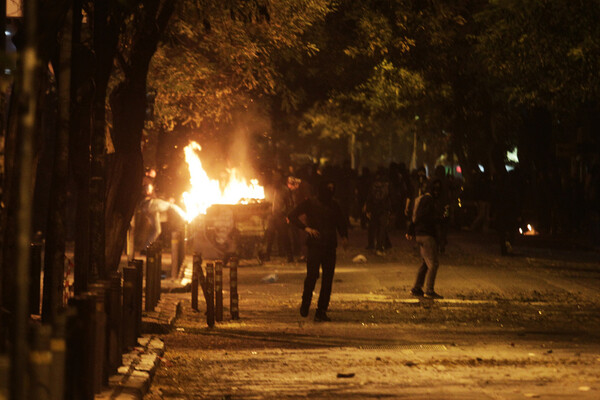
[145,229,600,399]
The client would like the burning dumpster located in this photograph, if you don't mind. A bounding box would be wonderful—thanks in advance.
[189,201,270,262]
[179,140,268,263]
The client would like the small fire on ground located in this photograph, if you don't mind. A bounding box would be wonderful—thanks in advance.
[181,141,265,222]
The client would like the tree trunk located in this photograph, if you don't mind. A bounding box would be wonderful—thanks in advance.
[104,0,176,274]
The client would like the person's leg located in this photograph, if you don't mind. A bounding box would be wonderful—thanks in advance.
[302,246,321,309]
[316,247,336,312]
[263,216,276,260]
[411,236,429,295]
[421,236,440,294]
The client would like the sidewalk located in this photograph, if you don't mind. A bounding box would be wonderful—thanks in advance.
[96,255,186,400]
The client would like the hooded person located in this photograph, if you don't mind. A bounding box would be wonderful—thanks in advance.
[406,177,445,299]
[288,179,349,321]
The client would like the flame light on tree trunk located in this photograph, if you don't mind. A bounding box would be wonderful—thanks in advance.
[181,141,265,222]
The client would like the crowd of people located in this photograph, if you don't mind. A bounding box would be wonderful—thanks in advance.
[259,158,600,262]
[137,158,600,321]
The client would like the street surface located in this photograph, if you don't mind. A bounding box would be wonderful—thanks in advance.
[145,229,600,399]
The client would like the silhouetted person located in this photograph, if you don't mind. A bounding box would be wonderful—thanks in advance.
[365,167,392,255]
[261,170,294,262]
[469,170,492,231]
[288,180,348,322]
[356,167,372,230]
[492,169,522,255]
[406,178,444,299]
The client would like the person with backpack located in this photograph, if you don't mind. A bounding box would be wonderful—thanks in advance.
[406,177,444,299]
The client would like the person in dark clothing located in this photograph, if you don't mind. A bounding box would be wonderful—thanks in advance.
[492,169,523,255]
[261,170,294,263]
[365,167,392,255]
[406,178,444,299]
[288,180,349,322]
[356,167,372,230]
[433,165,451,253]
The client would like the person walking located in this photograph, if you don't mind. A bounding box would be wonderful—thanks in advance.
[406,178,444,299]
[288,180,348,322]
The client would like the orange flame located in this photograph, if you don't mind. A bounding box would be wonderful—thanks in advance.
[181,141,265,222]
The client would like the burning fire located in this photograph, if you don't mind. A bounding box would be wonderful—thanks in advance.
[181,141,265,222]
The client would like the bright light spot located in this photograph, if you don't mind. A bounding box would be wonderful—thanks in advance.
[507,147,519,163]
[478,164,485,172]
[456,165,462,174]
[527,224,532,231]
[505,165,514,172]
[181,141,265,222]
[519,228,523,234]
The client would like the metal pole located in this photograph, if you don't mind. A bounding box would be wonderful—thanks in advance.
[88,283,107,393]
[128,259,143,339]
[205,263,215,328]
[155,244,162,309]
[215,261,223,322]
[191,255,200,311]
[12,0,38,396]
[66,294,95,400]
[145,245,156,312]
[29,242,43,315]
[50,313,67,400]
[28,325,52,400]
[230,257,239,320]
[171,231,180,278]
[106,272,122,375]
[122,266,137,349]
[126,216,135,261]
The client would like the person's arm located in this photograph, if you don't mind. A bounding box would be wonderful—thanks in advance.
[288,200,320,238]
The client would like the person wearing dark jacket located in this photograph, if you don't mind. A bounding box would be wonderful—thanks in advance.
[288,180,348,321]
[406,178,444,299]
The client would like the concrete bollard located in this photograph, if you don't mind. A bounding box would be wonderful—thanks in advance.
[205,263,215,328]
[128,259,144,339]
[30,242,43,315]
[145,245,158,312]
[191,254,200,311]
[155,244,163,305]
[65,295,95,400]
[88,283,108,393]
[171,231,180,278]
[106,272,123,375]
[50,312,68,400]
[0,354,8,400]
[215,261,223,322]
[122,266,137,349]
[230,257,239,320]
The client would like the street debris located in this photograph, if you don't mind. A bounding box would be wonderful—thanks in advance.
[261,274,278,283]
[352,254,367,263]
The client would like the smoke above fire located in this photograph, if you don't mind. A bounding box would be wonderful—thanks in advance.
[181,141,265,222]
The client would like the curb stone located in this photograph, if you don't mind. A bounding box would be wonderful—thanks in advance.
[96,296,182,400]
[96,335,164,400]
